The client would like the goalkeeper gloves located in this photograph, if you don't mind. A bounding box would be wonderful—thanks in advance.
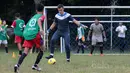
[79,24,85,27]
[79,24,88,28]
[47,28,52,34]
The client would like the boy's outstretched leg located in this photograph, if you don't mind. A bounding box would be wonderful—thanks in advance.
[32,49,43,71]
[14,47,29,73]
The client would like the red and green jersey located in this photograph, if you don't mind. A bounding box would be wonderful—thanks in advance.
[0,25,8,40]
[23,14,44,40]
[11,19,25,37]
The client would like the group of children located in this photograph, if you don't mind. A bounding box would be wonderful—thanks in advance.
[0,13,25,56]
[1,12,40,55]
[0,3,45,73]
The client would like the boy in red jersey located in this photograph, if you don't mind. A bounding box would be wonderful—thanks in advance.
[11,13,25,56]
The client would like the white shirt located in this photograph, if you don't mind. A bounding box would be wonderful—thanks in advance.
[116,25,127,38]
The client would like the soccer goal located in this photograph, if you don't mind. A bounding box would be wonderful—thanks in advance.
[43,6,130,53]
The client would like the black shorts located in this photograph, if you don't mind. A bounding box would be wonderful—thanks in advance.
[96,42,103,46]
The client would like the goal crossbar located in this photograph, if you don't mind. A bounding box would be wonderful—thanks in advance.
[72,15,130,17]
[45,6,130,9]
[70,21,130,23]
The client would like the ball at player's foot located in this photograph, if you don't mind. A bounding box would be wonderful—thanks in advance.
[48,58,56,65]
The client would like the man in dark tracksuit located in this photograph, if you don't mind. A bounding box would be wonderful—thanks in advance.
[46,4,87,62]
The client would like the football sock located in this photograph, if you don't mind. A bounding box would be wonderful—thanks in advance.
[5,47,8,53]
[36,49,39,53]
[17,53,27,66]
[90,46,95,54]
[34,50,43,65]
[100,46,103,54]
[77,45,80,53]
[81,45,84,53]
[66,51,70,59]
[50,53,54,56]
[67,59,70,62]
[19,50,22,55]
[32,47,35,53]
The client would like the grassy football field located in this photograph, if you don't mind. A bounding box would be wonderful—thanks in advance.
[1,48,130,73]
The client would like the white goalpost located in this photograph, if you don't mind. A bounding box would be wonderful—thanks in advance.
[43,6,130,53]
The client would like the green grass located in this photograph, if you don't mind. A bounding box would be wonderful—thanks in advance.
[1,49,130,73]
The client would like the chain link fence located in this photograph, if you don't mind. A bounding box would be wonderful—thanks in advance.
[45,7,130,53]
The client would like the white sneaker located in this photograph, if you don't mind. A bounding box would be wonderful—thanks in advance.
[32,65,41,71]
[14,64,19,73]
